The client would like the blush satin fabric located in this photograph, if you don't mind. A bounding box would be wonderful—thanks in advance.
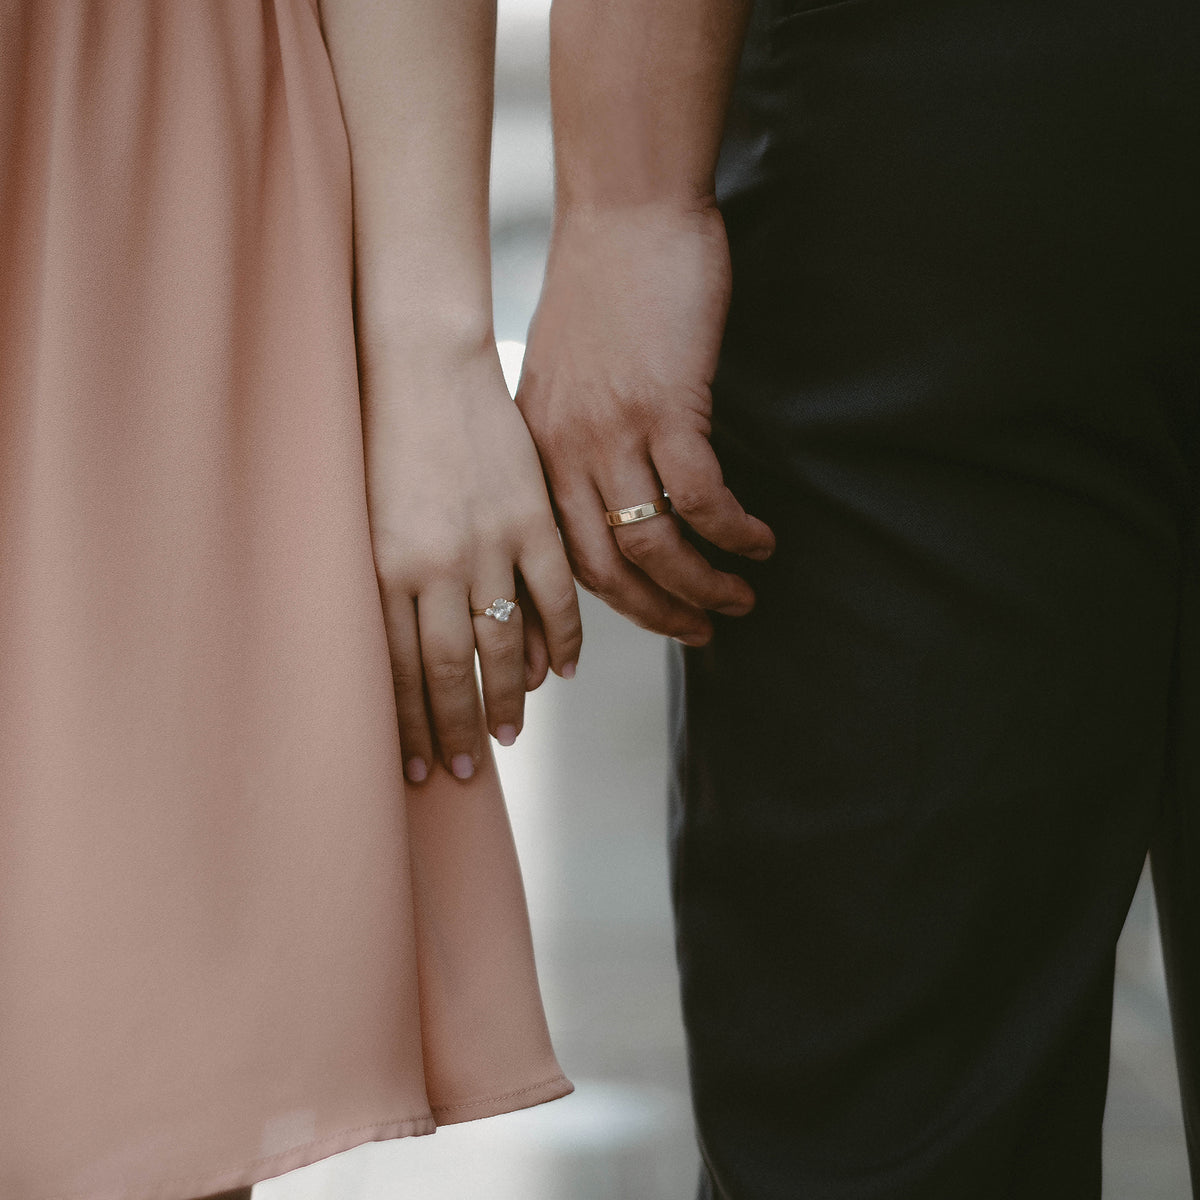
[0,3,570,1198]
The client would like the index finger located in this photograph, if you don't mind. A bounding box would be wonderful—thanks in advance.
[651,431,775,561]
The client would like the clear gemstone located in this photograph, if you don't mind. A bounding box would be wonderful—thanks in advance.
[487,598,516,622]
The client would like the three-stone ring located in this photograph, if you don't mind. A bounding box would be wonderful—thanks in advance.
[470,597,519,623]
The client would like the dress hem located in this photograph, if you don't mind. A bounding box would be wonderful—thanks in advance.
[39,1074,573,1200]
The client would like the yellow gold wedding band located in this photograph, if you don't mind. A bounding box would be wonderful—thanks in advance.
[605,497,672,526]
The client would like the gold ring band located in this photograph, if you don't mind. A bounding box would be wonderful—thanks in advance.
[605,497,671,526]
[470,597,519,622]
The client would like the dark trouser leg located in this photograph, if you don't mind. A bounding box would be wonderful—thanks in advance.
[672,0,1199,1196]
[1152,557,1200,1194]
[671,444,1180,1198]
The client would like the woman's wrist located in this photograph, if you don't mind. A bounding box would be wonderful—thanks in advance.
[356,298,497,367]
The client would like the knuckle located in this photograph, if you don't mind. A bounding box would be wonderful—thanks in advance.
[484,639,526,676]
[484,678,520,706]
[390,662,425,691]
[370,533,407,584]
[376,533,473,589]
[424,658,475,688]
[666,486,718,521]
[617,524,667,564]
[557,613,585,652]
[436,714,479,752]
[617,386,664,432]
[573,562,615,597]
[540,582,581,624]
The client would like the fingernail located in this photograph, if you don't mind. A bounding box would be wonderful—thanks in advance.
[496,724,518,747]
[748,547,773,562]
[405,758,428,784]
[561,661,577,680]
[716,602,753,617]
[674,632,710,648]
[451,754,475,780]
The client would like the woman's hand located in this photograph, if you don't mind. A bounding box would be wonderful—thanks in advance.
[320,0,577,783]
[361,330,582,786]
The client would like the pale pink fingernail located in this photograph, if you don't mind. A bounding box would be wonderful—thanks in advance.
[496,724,518,747]
[451,754,475,780]
[674,632,710,648]
[561,662,577,680]
[405,758,428,784]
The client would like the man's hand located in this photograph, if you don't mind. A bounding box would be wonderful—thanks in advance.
[517,202,774,645]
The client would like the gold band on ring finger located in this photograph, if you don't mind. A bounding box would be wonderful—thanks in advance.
[605,496,671,526]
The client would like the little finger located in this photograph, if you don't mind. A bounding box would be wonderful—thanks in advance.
[519,577,551,691]
[517,538,582,679]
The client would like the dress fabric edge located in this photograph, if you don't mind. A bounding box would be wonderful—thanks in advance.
[39,1072,573,1200]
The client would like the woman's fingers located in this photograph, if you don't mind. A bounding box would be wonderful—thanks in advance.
[416,581,484,780]
[598,456,757,616]
[470,573,527,746]
[518,538,583,680]
[402,550,575,783]
[519,576,552,691]
[380,589,435,784]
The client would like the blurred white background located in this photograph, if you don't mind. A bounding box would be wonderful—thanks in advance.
[258,2,1190,1196]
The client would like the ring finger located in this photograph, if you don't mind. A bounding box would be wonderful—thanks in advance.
[417,579,484,780]
[598,459,755,615]
[470,568,526,746]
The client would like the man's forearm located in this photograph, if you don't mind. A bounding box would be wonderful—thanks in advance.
[549,0,751,212]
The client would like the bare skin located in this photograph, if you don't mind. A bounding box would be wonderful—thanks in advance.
[320,0,582,783]
[518,0,769,645]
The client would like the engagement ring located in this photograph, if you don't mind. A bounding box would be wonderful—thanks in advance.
[471,597,519,622]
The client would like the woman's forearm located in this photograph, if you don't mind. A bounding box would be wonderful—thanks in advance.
[319,0,498,357]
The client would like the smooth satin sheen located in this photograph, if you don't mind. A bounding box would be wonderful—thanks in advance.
[0,5,570,1198]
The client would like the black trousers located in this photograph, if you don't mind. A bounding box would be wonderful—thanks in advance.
[669,1,1199,1196]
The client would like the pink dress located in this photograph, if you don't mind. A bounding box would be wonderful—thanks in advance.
[0,3,571,1198]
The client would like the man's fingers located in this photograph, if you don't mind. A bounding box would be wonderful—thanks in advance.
[617,518,756,616]
[598,457,756,616]
[651,431,775,561]
[417,581,484,780]
[554,485,713,644]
